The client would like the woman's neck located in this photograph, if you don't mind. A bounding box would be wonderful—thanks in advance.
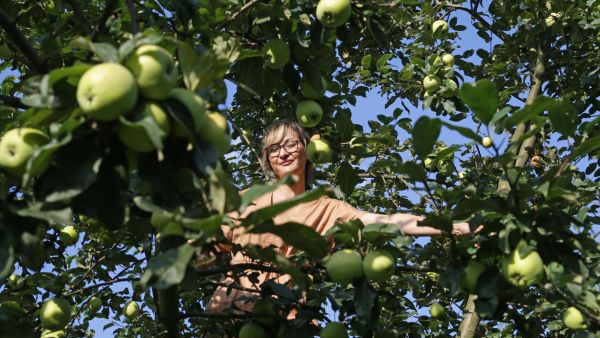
[273,175,306,202]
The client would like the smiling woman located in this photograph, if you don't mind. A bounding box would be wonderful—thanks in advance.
[205,120,478,316]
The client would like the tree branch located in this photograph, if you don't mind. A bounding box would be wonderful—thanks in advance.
[217,0,261,29]
[64,0,93,36]
[124,0,139,34]
[0,94,27,109]
[91,0,119,41]
[440,4,508,42]
[0,8,46,73]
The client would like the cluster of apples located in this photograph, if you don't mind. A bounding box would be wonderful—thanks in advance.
[422,19,459,98]
[324,248,396,284]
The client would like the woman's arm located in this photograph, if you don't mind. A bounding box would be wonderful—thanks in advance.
[358,212,474,237]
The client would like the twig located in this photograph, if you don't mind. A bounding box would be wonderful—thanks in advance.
[0,8,46,73]
[229,119,268,180]
[125,0,139,34]
[197,263,282,277]
[64,0,93,36]
[440,3,508,42]
[217,0,261,29]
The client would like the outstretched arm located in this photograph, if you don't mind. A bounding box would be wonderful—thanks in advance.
[358,212,473,237]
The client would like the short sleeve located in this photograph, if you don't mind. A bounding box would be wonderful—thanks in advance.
[330,199,367,223]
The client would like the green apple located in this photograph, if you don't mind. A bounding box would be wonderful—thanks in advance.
[431,19,449,35]
[252,299,277,325]
[320,322,348,338]
[76,63,138,121]
[7,274,18,287]
[316,0,352,28]
[306,139,332,164]
[168,88,207,137]
[441,53,455,67]
[501,248,545,288]
[123,301,141,320]
[88,296,102,313]
[426,271,439,281]
[441,79,458,98]
[59,225,78,246]
[41,330,65,338]
[482,136,493,148]
[239,322,266,338]
[429,303,445,317]
[0,128,49,177]
[117,102,171,153]
[125,45,178,100]
[424,157,435,170]
[296,100,323,128]
[262,39,290,69]
[460,260,485,292]
[423,75,441,94]
[563,307,586,330]
[325,249,363,284]
[197,111,230,155]
[362,250,395,283]
[545,12,562,28]
[300,76,327,99]
[40,298,71,330]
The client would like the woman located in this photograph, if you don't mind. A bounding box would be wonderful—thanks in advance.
[205,119,475,315]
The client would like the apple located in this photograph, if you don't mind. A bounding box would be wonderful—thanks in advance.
[239,322,266,338]
[530,155,543,168]
[429,303,445,317]
[168,88,207,137]
[296,100,323,128]
[431,19,449,35]
[426,271,439,281]
[441,53,455,67]
[563,307,587,330]
[88,296,102,313]
[424,157,435,170]
[481,136,493,148]
[316,0,352,28]
[7,274,18,287]
[545,12,562,28]
[252,299,277,325]
[40,298,71,330]
[300,76,327,99]
[117,102,171,153]
[501,248,545,288]
[423,75,441,94]
[460,260,485,292]
[262,39,290,69]
[325,249,363,284]
[441,79,458,98]
[362,250,395,283]
[125,45,178,100]
[306,139,332,164]
[40,330,65,338]
[0,128,49,177]
[197,111,230,155]
[59,225,78,246]
[123,301,141,320]
[320,322,348,338]
[76,63,138,121]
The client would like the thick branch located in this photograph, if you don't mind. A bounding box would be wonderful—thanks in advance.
[64,0,93,36]
[124,0,139,34]
[0,94,27,109]
[0,8,46,73]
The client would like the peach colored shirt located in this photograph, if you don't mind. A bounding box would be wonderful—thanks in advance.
[205,193,366,313]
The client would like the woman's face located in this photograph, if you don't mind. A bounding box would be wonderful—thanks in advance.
[266,129,307,180]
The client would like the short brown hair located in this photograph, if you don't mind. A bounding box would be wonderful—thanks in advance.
[261,119,315,188]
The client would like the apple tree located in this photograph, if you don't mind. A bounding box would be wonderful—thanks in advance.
[0,0,599,337]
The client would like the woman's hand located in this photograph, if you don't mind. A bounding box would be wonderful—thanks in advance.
[451,222,484,236]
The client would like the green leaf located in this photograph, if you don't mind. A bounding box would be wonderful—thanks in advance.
[337,162,360,196]
[505,96,554,127]
[376,54,393,73]
[362,223,401,243]
[15,202,72,224]
[354,279,377,321]
[412,116,441,158]
[361,54,372,69]
[118,113,165,151]
[548,98,579,137]
[572,137,600,157]
[140,244,196,289]
[239,176,296,213]
[458,79,498,124]
[179,214,222,234]
[399,161,427,182]
[249,222,328,258]
[70,37,119,62]
[442,121,482,142]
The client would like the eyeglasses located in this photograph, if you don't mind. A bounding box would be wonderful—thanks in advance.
[265,140,301,158]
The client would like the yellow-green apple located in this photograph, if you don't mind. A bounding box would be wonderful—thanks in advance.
[501,248,545,288]
[429,303,445,317]
[482,136,493,148]
[197,111,230,155]
[252,299,278,325]
[123,301,141,320]
[88,296,102,313]
[423,75,441,94]
[40,330,65,338]
[424,157,435,170]
[296,100,323,128]
[125,45,178,100]
[441,53,455,67]
[306,139,332,164]
[426,271,439,281]
[431,19,449,35]
[441,79,458,98]
[0,128,49,177]
[59,226,78,246]
[40,298,71,330]
[300,76,327,99]
[76,63,138,121]
[545,12,562,28]
[460,260,485,292]
[262,39,290,69]
[563,306,587,330]
[239,322,266,338]
[362,250,395,283]
[320,322,348,338]
[168,88,207,137]
[316,0,352,28]
[117,102,171,152]
[7,274,18,287]
[325,249,363,284]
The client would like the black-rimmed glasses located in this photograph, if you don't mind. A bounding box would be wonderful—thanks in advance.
[266,140,301,158]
